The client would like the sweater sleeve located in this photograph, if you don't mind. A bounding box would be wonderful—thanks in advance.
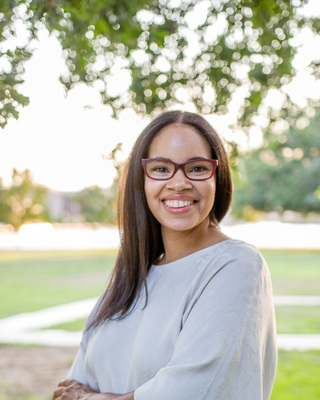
[67,344,88,385]
[134,250,277,400]
[67,297,103,390]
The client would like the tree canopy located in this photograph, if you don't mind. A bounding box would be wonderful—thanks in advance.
[1,0,320,129]
[232,107,320,219]
[0,168,50,227]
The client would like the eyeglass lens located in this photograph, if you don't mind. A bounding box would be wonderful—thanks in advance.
[145,159,215,180]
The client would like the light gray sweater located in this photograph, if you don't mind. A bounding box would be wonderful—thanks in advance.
[68,239,277,400]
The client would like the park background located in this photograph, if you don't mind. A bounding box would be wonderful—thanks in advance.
[0,0,320,399]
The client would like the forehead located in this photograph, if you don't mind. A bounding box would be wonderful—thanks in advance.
[148,123,211,158]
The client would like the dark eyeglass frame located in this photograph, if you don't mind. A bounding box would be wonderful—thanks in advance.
[141,158,219,181]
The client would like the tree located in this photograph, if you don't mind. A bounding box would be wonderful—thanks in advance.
[74,143,123,224]
[0,177,11,224]
[74,185,117,224]
[232,108,320,219]
[0,168,50,227]
[1,0,319,130]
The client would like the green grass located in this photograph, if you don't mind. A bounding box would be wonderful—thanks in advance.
[0,250,116,318]
[271,351,320,400]
[1,249,320,318]
[261,250,320,295]
[1,249,319,400]
[47,306,320,334]
[45,317,87,331]
[19,249,319,335]
[275,306,320,334]
[0,349,319,400]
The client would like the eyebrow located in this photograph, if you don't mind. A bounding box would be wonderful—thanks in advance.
[151,156,208,161]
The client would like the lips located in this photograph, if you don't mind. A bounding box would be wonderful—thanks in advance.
[164,200,195,209]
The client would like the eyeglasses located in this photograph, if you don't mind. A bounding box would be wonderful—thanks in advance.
[142,158,218,181]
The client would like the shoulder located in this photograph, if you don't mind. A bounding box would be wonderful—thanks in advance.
[221,238,262,256]
[182,240,274,325]
[205,239,265,267]
[228,239,267,272]
[226,239,265,266]
[202,239,269,285]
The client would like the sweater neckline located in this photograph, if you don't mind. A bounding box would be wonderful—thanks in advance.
[153,238,237,268]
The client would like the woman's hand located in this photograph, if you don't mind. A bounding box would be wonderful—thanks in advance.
[53,379,98,400]
[52,379,135,400]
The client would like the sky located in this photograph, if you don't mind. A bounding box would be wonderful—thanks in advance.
[0,0,320,192]
[0,31,150,191]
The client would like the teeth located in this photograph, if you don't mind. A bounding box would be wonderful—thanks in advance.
[164,200,194,208]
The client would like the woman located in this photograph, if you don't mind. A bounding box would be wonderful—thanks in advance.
[53,111,277,400]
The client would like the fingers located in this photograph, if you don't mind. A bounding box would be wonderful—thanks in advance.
[52,379,77,400]
[52,387,63,400]
[57,378,76,387]
[52,379,97,400]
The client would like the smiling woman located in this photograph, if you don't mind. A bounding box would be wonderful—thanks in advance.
[53,111,277,400]
[143,123,220,253]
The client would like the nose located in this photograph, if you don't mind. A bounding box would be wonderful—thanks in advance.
[166,167,192,191]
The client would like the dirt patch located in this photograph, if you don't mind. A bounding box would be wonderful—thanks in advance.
[0,346,78,400]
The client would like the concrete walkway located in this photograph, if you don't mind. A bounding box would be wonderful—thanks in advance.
[0,298,97,347]
[1,221,320,251]
[1,297,320,350]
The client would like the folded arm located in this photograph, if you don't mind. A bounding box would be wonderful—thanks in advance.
[52,379,134,400]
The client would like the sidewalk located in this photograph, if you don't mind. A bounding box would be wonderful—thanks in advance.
[1,221,320,250]
[0,298,97,347]
[1,297,320,350]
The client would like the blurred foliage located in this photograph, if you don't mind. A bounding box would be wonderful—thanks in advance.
[0,168,50,227]
[1,0,320,129]
[75,141,124,225]
[0,168,118,227]
[232,108,320,219]
[73,185,117,224]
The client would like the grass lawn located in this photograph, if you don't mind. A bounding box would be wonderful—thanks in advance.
[275,305,320,334]
[271,350,320,400]
[0,249,320,400]
[261,250,320,295]
[1,249,320,318]
[48,305,320,334]
[0,349,319,400]
[0,250,116,318]
[46,317,87,331]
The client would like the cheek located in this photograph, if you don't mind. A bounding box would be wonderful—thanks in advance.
[204,181,216,208]
[144,180,151,204]
[144,180,160,209]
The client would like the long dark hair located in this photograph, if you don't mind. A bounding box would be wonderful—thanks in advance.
[88,111,233,328]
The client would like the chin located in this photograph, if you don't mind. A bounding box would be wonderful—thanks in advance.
[160,220,199,233]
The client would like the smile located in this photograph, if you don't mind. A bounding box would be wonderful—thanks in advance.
[164,200,195,208]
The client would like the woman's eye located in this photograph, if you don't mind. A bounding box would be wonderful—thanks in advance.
[146,160,173,176]
[150,164,172,173]
[191,166,207,172]
[154,166,169,173]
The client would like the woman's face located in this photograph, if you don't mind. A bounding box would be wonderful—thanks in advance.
[144,123,216,234]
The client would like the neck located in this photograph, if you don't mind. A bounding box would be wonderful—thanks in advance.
[159,219,225,265]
